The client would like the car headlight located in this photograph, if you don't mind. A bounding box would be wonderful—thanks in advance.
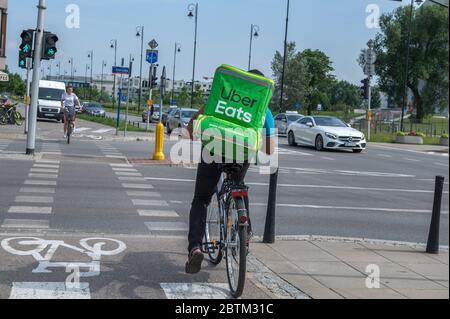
[325,132,337,140]
[361,134,366,140]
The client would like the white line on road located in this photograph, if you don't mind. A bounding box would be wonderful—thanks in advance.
[30,168,58,173]
[19,187,55,194]
[138,210,179,217]
[110,163,132,168]
[105,155,125,158]
[121,183,154,189]
[115,172,142,176]
[143,177,448,194]
[33,164,60,169]
[321,157,335,161]
[35,160,60,164]
[377,154,392,158]
[161,283,230,299]
[145,222,188,231]
[28,173,58,179]
[404,158,421,162]
[14,196,54,204]
[92,128,114,134]
[74,127,91,133]
[117,176,146,181]
[126,191,161,197]
[132,199,169,206]
[1,219,50,228]
[8,206,52,214]
[112,168,138,172]
[434,162,448,167]
[24,180,57,186]
[9,282,90,299]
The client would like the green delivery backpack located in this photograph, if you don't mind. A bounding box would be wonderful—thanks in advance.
[194,65,274,161]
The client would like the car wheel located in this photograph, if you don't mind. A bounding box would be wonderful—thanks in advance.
[142,117,146,123]
[315,135,324,151]
[288,131,297,146]
[353,149,363,153]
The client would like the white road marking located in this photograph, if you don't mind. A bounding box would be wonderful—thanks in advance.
[28,173,58,179]
[126,191,161,197]
[110,163,132,167]
[132,199,169,206]
[1,219,50,228]
[92,128,114,134]
[30,168,58,173]
[121,183,154,189]
[24,180,57,186]
[377,154,392,158]
[404,158,421,162]
[14,196,54,204]
[8,206,52,214]
[138,210,179,217]
[161,283,230,299]
[169,200,184,204]
[19,187,55,194]
[117,176,146,181]
[321,156,335,161]
[143,177,448,194]
[112,168,137,172]
[9,282,90,299]
[145,222,188,231]
[250,203,449,215]
[114,172,142,176]
[33,164,60,169]
[74,127,91,133]
[35,160,60,164]
[105,155,125,158]
[434,162,448,167]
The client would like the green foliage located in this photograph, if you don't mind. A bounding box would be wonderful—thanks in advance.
[441,133,449,139]
[365,5,449,120]
[0,67,26,96]
[396,131,407,136]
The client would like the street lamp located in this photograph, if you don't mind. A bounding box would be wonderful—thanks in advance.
[110,39,118,110]
[279,0,290,114]
[248,24,260,70]
[101,60,107,102]
[172,42,181,105]
[68,57,74,81]
[187,3,198,107]
[85,64,90,99]
[87,50,94,100]
[136,26,144,113]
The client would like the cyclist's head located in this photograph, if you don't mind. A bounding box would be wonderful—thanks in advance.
[66,85,73,93]
[248,69,264,77]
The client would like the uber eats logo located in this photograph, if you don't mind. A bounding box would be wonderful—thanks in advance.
[215,87,258,124]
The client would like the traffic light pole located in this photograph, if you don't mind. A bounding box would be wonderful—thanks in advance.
[26,0,46,155]
[146,62,154,131]
[24,58,32,135]
[367,76,372,142]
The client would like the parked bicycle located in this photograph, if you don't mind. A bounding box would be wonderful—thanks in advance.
[0,103,23,126]
[203,163,250,298]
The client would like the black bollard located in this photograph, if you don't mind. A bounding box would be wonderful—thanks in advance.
[263,168,278,244]
[426,176,445,254]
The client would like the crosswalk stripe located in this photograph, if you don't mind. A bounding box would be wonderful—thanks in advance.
[8,206,52,214]
[9,282,90,299]
[20,187,55,194]
[118,176,146,181]
[145,222,188,231]
[161,283,230,299]
[24,180,57,186]
[110,163,132,167]
[122,183,154,189]
[35,160,60,164]
[115,172,142,176]
[126,191,160,197]
[14,196,54,204]
[33,164,60,169]
[1,219,50,229]
[105,155,125,158]
[138,210,179,217]
[28,173,58,179]
[30,168,58,173]
[112,168,138,172]
[132,199,169,206]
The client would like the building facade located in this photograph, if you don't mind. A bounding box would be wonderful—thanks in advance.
[0,0,8,72]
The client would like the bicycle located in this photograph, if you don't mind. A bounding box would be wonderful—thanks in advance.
[65,107,76,144]
[0,103,23,126]
[203,163,249,298]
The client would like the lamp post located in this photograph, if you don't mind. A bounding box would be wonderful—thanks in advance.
[85,64,90,99]
[68,57,74,81]
[136,26,144,114]
[279,0,290,114]
[187,3,198,107]
[56,62,61,79]
[110,39,118,110]
[172,42,181,105]
[87,50,94,101]
[101,60,107,102]
[248,24,260,70]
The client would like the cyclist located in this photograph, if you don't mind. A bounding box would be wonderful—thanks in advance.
[185,69,275,274]
[61,85,80,138]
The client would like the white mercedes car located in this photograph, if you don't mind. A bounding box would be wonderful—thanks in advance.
[286,116,366,153]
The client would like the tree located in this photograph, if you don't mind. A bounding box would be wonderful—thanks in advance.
[177,87,189,106]
[0,66,26,97]
[327,80,363,111]
[366,4,448,121]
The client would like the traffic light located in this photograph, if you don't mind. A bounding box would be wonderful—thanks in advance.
[19,29,34,69]
[360,78,369,100]
[42,32,58,60]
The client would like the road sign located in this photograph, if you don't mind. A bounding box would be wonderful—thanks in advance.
[147,99,153,107]
[0,71,9,82]
[146,50,158,64]
[112,66,130,75]
[148,39,158,49]
[67,82,90,88]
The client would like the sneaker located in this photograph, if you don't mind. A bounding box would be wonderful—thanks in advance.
[185,247,204,274]
[63,134,67,138]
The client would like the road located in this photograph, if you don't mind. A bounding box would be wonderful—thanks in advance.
[0,119,448,299]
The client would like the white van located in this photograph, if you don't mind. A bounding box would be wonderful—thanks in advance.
[37,80,66,121]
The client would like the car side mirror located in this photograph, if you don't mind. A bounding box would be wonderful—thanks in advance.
[175,114,180,119]
[306,122,313,128]
[282,118,287,123]
[347,123,352,127]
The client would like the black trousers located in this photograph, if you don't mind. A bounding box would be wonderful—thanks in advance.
[188,161,250,252]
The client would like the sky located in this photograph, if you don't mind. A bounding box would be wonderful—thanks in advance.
[6,0,407,85]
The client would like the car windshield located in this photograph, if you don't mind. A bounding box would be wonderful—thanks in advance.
[181,110,197,118]
[287,114,302,121]
[313,117,347,127]
[86,103,102,109]
[39,88,65,101]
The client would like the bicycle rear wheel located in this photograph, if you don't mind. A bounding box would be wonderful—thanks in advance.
[14,111,24,126]
[67,121,72,144]
[204,191,223,265]
[225,196,247,298]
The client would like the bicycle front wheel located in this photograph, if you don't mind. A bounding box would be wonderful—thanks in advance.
[67,122,72,144]
[225,196,247,298]
[204,191,223,265]
[14,111,24,126]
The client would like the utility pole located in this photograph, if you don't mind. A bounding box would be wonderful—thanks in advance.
[26,0,46,155]
[136,26,144,114]
[124,54,133,137]
[279,0,290,114]
[24,58,32,135]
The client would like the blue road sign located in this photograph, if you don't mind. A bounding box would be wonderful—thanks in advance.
[146,50,158,64]
[112,66,130,75]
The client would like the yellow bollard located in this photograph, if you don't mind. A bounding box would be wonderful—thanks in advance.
[152,121,165,161]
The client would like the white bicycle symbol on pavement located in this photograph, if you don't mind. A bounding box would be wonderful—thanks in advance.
[1,237,126,288]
